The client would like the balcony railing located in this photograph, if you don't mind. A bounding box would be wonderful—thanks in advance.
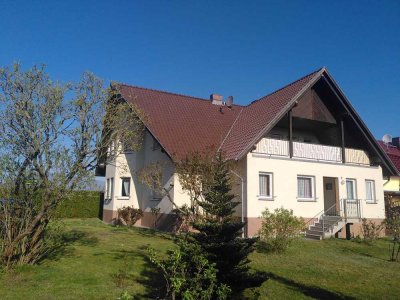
[255,138,370,165]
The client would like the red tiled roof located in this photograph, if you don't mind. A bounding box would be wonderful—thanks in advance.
[119,84,243,160]
[378,141,400,174]
[220,68,323,159]
[117,68,324,161]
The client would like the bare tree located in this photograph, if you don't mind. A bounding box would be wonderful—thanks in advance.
[0,63,144,267]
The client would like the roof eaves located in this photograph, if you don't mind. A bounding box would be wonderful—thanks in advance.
[234,67,326,160]
[116,84,175,161]
[321,70,399,176]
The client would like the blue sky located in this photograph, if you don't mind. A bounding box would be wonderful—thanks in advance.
[0,1,399,138]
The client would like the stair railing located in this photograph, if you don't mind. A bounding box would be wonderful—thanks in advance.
[340,198,362,221]
[304,202,339,235]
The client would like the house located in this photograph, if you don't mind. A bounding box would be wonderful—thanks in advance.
[96,67,399,239]
[378,137,400,215]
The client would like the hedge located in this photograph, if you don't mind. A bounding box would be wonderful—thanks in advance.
[56,190,101,218]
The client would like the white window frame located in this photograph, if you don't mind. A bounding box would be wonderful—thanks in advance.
[120,177,131,198]
[297,175,316,201]
[258,172,273,200]
[106,178,110,199]
[365,179,376,203]
[106,177,114,200]
[346,178,357,201]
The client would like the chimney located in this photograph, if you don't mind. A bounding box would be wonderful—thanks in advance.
[393,137,400,148]
[210,93,223,105]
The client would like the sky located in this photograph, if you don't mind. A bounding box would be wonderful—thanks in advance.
[0,1,399,139]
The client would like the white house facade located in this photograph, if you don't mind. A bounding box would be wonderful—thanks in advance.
[97,68,399,238]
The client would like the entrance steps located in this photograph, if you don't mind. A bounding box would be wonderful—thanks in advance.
[305,215,346,240]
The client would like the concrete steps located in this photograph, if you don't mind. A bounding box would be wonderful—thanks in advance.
[305,215,346,240]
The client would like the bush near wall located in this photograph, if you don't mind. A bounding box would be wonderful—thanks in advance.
[56,191,100,218]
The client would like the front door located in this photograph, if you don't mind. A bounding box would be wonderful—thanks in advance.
[323,177,338,216]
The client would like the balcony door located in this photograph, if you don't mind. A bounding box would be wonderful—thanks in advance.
[323,177,339,216]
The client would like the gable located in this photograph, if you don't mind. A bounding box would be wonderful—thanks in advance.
[114,68,399,177]
[292,89,336,124]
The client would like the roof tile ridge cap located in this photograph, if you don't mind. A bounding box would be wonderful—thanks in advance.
[217,107,245,152]
[248,67,325,105]
[116,82,244,106]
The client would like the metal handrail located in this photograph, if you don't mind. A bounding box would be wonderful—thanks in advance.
[304,202,338,229]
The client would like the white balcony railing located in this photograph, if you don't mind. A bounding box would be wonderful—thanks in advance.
[255,138,370,165]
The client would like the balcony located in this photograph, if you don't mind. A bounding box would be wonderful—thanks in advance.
[255,138,370,165]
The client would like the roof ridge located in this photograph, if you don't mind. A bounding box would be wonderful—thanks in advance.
[116,82,244,106]
[217,107,245,152]
[249,67,325,105]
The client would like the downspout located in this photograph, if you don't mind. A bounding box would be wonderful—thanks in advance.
[230,170,245,238]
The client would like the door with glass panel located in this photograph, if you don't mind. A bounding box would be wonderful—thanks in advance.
[323,177,338,216]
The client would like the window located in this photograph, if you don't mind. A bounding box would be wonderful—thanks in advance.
[259,173,272,199]
[151,186,163,200]
[297,176,315,200]
[106,177,114,200]
[121,178,131,197]
[346,179,357,200]
[123,141,133,153]
[365,180,376,202]
[152,138,161,151]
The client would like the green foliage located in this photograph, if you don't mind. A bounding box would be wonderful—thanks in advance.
[192,152,256,287]
[148,238,231,300]
[117,291,133,300]
[360,218,384,243]
[259,208,305,253]
[116,206,143,226]
[385,207,400,261]
[55,191,100,218]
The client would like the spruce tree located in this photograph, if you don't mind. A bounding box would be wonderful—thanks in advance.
[192,151,256,287]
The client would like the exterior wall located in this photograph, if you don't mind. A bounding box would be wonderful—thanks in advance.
[103,131,192,227]
[102,131,388,238]
[384,176,400,192]
[245,151,386,236]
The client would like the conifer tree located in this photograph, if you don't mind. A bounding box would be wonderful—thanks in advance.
[192,151,256,287]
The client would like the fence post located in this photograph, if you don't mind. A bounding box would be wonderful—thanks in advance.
[344,199,347,222]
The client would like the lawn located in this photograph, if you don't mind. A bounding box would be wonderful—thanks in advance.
[0,218,399,299]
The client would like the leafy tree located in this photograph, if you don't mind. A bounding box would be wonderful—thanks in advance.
[0,63,143,267]
[191,152,256,287]
[148,238,231,300]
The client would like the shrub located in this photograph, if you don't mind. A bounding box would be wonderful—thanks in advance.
[360,218,384,243]
[55,191,100,218]
[259,208,305,253]
[385,207,400,262]
[116,206,143,226]
[148,238,231,300]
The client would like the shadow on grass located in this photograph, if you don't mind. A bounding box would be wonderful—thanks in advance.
[264,272,355,300]
[135,227,174,241]
[45,230,99,261]
[110,246,165,299]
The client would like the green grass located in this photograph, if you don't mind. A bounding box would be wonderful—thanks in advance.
[0,219,399,299]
